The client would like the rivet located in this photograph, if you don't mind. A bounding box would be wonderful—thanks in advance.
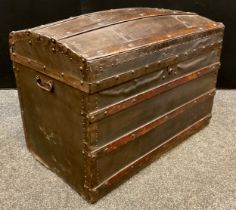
[131,70,135,74]
[51,39,56,43]
[131,134,136,138]
[43,65,46,71]
[132,98,136,103]
[175,55,179,58]
[185,52,188,56]
[202,46,206,49]
[80,81,84,86]
[115,75,119,80]
[37,35,41,41]
[81,111,84,115]
[165,116,168,120]
[12,52,16,56]
[61,72,64,77]
[52,47,56,52]
[82,58,86,63]
[79,66,83,70]
[197,72,201,76]
[70,57,73,61]
[104,111,108,115]
[162,75,166,80]
[27,59,31,63]
[145,65,149,69]
[11,41,15,46]
[174,71,177,75]
[26,31,31,36]
[158,61,161,65]
[28,40,32,45]
[96,81,100,85]
[193,49,197,52]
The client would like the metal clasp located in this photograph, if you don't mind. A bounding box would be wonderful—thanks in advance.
[36,75,54,92]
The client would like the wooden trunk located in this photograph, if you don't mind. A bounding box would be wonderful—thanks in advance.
[9,8,224,203]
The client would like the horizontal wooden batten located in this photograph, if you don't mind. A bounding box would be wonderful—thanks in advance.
[89,42,222,93]
[11,37,222,94]
[89,89,215,158]
[88,63,219,123]
[88,114,211,196]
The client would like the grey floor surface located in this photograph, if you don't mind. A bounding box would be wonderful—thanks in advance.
[0,90,236,210]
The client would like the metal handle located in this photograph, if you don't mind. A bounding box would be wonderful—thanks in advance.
[36,75,54,92]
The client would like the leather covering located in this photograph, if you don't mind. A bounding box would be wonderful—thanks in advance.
[9,8,224,203]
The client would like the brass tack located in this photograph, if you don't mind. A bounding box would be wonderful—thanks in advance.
[61,72,64,77]
[132,98,136,103]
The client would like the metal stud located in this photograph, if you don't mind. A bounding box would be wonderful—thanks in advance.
[145,65,149,69]
[132,98,136,103]
[61,72,64,77]
[162,75,166,80]
[115,75,119,80]
[131,134,136,138]
[131,70,135,74]
[79,66,83,71]
[28,40,32,45]
[80,81,84,86]
[43,65,46,71]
